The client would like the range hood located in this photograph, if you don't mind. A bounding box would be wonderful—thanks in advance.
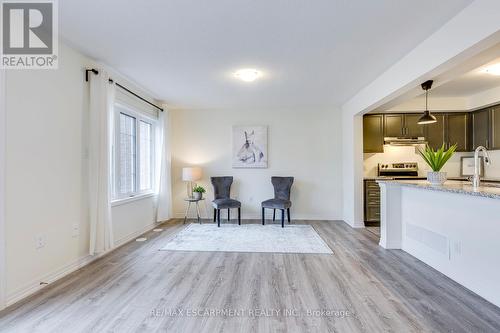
[384,137,427,146]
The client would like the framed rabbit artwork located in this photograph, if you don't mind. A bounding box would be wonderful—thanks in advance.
[232,125,268,168]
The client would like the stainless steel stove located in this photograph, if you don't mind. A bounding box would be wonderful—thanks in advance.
[378,162,418,178]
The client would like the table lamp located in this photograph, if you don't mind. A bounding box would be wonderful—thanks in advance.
[182,167,202,198]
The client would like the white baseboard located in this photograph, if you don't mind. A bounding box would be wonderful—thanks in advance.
[5,220,165,308]
[113,221,161,248]
[6,254,96,307]
[174,212,341,221]
[341,219,366,228]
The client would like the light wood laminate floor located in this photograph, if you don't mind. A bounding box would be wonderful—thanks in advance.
[1,220,499,333]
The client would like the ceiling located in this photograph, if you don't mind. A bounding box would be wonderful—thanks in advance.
[59,0,472,110]
[427,57,500,98]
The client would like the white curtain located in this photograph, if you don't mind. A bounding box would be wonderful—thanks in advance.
[156,109,172,222]
[88,70,115,255]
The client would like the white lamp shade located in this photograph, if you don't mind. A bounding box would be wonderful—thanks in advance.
[182,167,202,181]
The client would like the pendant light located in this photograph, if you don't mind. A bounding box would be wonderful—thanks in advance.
[417,80,437,125]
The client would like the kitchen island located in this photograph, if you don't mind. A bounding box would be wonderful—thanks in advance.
[377,179,500,307]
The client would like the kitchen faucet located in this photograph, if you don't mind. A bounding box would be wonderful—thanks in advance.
[472,146,491,189]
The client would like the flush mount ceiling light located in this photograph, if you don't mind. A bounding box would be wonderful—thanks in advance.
[483,63,500,76]
[417,80,437,125]
[234,68,261,82]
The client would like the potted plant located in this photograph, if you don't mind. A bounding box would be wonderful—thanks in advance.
[192,185,206,200]
[418,143,457,185]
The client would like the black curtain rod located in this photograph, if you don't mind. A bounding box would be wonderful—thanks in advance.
[85,68,164,112]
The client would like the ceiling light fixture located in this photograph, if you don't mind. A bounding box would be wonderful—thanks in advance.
[483,64,500,76]
[234,68,261,82]
[417,80,437,125]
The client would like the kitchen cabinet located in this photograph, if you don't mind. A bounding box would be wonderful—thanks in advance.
[362,109,492,153]
[363,115,384,153]
[404,114,426,137]
[363,105,500,153]
[472,108,490,149]
[383,114,423,137]
[384,114,404,137]
[490,105,500,150]
[425,113,469,151]
[447,113,469,152]
[424,114,445,150]
[364,180,380,224]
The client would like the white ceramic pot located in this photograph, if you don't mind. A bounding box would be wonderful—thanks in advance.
[193,192,202,200]
[427,171,447,185]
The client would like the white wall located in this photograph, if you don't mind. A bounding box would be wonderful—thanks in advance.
[341,113,364,227]
[3,42,160,306]
[385,96,469,112]
[0,69,5,309]
[171,108,342,220]
[341,0,500,227]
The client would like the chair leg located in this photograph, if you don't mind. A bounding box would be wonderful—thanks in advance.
[281,209,285,228]
[217,209,221,227]
[213,209,216,222]
[228,208,230,221]
[262,207,265,225]
[238,208,241,225]
[287,208,291,223]
[273,209,276,221]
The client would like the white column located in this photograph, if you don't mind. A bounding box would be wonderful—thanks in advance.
[378,182,402,249]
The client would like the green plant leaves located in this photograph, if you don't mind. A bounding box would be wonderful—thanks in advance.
[417,143,457,171]
[192,185,206,193]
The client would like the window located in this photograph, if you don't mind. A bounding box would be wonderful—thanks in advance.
[113,104,157,200]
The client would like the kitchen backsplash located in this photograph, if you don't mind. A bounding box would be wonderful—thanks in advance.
[363,145,500,179]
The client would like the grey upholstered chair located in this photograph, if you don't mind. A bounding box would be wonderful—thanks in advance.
[211,176,241,227]
[261,177,294,228]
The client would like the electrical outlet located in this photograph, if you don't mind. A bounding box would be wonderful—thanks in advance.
[72,223,80,237]
[35,235,46,249]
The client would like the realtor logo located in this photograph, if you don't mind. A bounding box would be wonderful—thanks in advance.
[1,0,58,69]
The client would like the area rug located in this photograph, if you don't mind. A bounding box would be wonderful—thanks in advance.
[160,224,333,254]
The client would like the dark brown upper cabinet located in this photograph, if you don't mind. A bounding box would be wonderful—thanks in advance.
[490,105,500,150]
[384,114,424,137]
[424,113,469,152]
[363,114,384,153]
[472,108,490,149]
[363,105,500,154]
[383,114,404,137]
[447,113,470,152]
[424,114,445,150]
[404,114,426,137]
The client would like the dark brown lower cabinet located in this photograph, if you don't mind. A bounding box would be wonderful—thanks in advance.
[364,180,380,224]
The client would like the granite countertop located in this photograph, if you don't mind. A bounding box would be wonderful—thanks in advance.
[376,179,500,200]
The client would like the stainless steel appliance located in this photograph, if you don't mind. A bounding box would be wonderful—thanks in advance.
[365,162,420,225]
[384,137,426,145]
[378,162,418,178]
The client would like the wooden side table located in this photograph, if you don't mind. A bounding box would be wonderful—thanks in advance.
[183,198,206,224]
